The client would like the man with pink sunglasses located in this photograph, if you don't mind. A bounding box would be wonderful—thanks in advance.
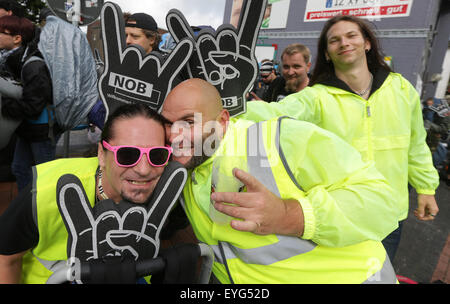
[0,103,188,284]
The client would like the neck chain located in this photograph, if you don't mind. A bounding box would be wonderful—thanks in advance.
[356,73,373,97]
[97,169,109,201]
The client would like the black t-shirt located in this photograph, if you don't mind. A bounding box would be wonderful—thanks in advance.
[0,183,189,255]
[263,76,291,102]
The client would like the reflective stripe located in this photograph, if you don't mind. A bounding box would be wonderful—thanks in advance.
[363,254,397,284]
[33,253,66,273]
[247,122,280,196]
[276,117,305,192]
[212,236,316,265]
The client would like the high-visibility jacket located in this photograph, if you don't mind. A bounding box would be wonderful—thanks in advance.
[182,117,397,283]
[241,73,439,221]
[21,158,98,284]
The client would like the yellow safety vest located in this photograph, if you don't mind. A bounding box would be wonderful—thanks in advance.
[182,117,397,283]
[21,158,98,284]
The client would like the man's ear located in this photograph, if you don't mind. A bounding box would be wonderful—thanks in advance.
[98,142,105,168]
[218,109,230,132]
[13,34,22,46]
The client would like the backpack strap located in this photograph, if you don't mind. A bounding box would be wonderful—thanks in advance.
[22,55,45,68]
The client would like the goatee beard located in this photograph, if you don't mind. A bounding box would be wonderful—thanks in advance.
[285,78,301,93]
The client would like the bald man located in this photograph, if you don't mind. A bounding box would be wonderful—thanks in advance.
[161,79,398,284]
[162,78,228,168]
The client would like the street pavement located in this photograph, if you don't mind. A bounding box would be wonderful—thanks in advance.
[394,180,449,283]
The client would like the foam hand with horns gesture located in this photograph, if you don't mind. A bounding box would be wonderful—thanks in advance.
[56,162,187,271]
[98,2,194,116]
[166,0,267,117]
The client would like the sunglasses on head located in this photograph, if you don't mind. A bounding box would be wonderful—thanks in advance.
[102,140,172,167]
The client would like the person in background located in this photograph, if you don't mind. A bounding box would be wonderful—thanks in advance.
[125,12,161,55]
[38,7,54,28]
[239,15,440,263]
[422,97,449,171]
[0,0,25,184]
[0,0,24,18]
[250,60,278,101]
[0,15,60,191]
[263,43,311,102]
[0,0,24,66]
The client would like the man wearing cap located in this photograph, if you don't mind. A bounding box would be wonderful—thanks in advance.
[249,60,277,101]
[264,43,311,102]
[125,12,161,55]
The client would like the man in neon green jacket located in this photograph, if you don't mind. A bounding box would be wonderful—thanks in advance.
[239,15,440,262]
[162,78,399,283]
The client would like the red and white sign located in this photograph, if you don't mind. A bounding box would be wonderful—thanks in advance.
[304,0,413,22]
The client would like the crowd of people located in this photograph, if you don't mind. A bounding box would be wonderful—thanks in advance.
[0,0,445,284]
[422,96,450,183]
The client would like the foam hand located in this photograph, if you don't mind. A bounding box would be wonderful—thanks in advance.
[98,2,194,116]
[56,162,187,266]
[166,0,267,116]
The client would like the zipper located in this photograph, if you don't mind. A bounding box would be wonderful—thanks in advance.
[366,105,371,117]
[365,99,373,161]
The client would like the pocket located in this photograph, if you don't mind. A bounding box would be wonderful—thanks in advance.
[372,134,409,151]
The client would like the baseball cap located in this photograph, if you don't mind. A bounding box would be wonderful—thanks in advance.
[126,13,158,32]
[260,61,274,75]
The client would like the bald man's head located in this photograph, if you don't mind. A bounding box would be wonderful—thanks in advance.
[162,78,230,168]
[164,78,223,119]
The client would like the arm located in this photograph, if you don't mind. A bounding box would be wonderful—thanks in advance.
[211,170,305,236]
[239,87,321,123]
[213,120,399,247]
[405,81,440,220]
[283,120,399,246]
[0,183,38,283]
[1,60,52,120]
[0,251,27,284]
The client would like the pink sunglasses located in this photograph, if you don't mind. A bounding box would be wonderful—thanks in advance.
[102,140,172,167]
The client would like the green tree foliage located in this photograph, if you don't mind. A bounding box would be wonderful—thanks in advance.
[18,0,46,23]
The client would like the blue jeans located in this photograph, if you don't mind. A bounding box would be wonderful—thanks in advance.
[382,220,404,263]
[11,137,57,191]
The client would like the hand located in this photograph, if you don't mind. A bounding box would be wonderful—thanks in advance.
[98,2,194,116]
[56,162,187,265]
[250,92,262,100]
[414,194,439,221]
[166,0,268,116]
[210,168,304,236]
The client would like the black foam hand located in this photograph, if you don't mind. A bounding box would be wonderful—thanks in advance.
[56,162,187,265]
[166,0,267,117]
[98,2,194,116]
